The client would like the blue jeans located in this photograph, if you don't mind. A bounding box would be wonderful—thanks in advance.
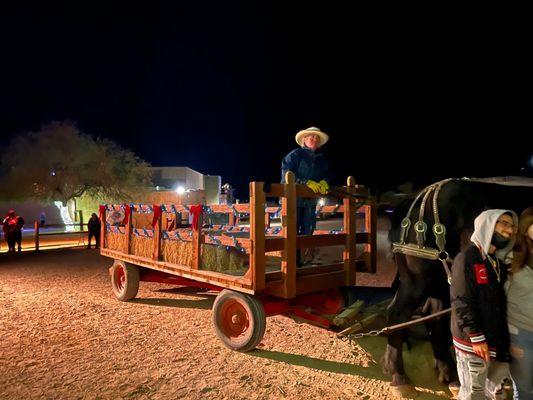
[296,205,317,235]
[510,326,533,400]
[296,205,317,267]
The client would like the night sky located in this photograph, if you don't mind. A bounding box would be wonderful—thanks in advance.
[1,3,530,198]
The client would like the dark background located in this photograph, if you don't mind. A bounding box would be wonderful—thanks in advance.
[1,2,530,198]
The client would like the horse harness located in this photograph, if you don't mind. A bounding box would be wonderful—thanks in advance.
[337,179,460,342]
[392,178,456,285]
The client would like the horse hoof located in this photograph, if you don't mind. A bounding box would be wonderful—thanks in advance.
[448,382,460,399]
[390,384,418,398]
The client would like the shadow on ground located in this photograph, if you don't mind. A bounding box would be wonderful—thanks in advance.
[131,296,214,310]
[251,327,451,399]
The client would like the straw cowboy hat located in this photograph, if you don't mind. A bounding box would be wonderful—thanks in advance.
[295,127,329,147]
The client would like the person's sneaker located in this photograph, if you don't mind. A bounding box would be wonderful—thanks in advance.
[302,248,320,266]
[448,382,460,399]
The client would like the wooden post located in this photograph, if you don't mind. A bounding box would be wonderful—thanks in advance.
[191,212,203,269]
[264,211,270,228]
[282,171,297,298]
[343,176,357,285]
[125,208,132,255]
[34,220,39,252]
[228,211,235,226]
[100,208,106,249]
[153,211,162,261]
[250,182,266,291]
[79,210,84,232]
[364,200,378,273]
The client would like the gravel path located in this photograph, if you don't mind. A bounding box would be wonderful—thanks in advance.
[0,249,449,399]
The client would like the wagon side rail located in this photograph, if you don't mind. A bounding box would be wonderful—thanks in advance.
[247,171,373,299]
[99,204,257,293]
[98,173,376,297]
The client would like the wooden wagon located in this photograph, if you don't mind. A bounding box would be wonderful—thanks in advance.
[100,172,377,351]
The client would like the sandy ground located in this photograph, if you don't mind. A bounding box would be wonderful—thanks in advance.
[0,247,453,400]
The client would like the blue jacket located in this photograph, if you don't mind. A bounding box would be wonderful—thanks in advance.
[281,147,329,185]
[281,147,330,207]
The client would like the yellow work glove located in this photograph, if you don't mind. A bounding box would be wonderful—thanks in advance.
[318,180,329,194]
[306,180,321,193]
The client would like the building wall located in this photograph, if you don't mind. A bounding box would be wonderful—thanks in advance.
[145,190,205,205]
[203,175,221,205]
[0,201,64,226]
[185,168,204,190]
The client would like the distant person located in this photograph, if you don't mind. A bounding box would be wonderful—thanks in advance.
[281,127,330,266]
[39,211,46,227]
[507,207,533,400]
[2,210,24,252]
[222,183,235,205]
[87,213,101,249]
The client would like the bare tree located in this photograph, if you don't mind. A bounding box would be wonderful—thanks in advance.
[0,121,152,205]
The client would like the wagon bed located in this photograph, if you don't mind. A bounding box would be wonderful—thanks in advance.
[100,172,378,351]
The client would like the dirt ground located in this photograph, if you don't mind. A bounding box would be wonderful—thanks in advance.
[0,249,451,400]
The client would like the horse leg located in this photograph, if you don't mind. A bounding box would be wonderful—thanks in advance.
[383,283,422,391]
[423,298,459,386]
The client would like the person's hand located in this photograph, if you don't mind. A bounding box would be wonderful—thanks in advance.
[306,180,321,193]
[510,344,524,359]
[318,180,329,194]
[472,342,490,361]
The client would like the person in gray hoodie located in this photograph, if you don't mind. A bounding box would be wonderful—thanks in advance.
[451,209,518,400]
[507,208,533,400]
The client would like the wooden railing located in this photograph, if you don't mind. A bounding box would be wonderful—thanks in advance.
[100,173,376,298]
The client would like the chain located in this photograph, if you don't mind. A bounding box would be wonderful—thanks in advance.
[337,306,452,352]
[339,328,384,342]
[337,329,384,355]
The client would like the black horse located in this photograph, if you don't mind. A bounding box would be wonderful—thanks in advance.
[384,178,532,395]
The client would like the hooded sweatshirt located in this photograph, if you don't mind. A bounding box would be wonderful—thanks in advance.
[450,209,518,361]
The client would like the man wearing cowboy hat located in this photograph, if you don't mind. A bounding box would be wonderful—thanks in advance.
[281,127,330,265]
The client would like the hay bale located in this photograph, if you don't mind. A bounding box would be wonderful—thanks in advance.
[106,233,126,252]
[162,240,193,267]
[200,244,247,275]
[130,236,153,258]
[200,244,218,272]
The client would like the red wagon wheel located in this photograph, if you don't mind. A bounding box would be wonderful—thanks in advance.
[111,260,139,301]
[212,289,266,352]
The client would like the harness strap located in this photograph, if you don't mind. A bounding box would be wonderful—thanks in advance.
[415,185,435,248]
[394,178,457,285]
[432,178,453,255]
[399,187,430,244]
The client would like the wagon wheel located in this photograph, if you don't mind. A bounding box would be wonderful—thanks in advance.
[212,289,266,352]
[111,260,139,301]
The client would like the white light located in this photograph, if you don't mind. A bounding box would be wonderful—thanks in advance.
[318,198,326,207]
[529,155,533,168]
[175,186,185,194]
[155,185,160,191]
[54,201,75,232]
